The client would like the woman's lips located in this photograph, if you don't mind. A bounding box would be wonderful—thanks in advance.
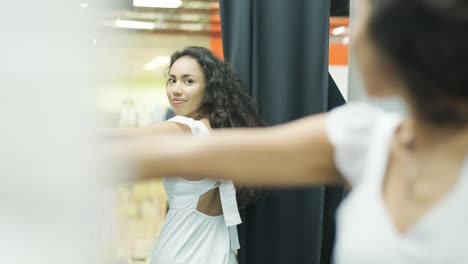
[171,99,186,105]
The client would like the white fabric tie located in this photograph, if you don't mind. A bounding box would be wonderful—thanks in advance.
[218,180,242,250]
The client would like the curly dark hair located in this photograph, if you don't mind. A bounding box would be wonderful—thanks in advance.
[168,46,272,207]
[368,0,468,126]
[168,46,265,128]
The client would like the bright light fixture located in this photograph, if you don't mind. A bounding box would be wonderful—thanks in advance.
[342,36,350,45]
[115,19,155,30]
[79,3,89,8]
[178,24,204,31]
[332,26,347,36]
[133,0,182,8]
[143,56,171,71]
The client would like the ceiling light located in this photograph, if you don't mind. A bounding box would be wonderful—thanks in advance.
[143,56,171,71]
[79,3,89,8]
[133,0,182,8]
[115,19,155,30]
[342,36,350,45]
[178,24,204,31]
[332,26,347,36]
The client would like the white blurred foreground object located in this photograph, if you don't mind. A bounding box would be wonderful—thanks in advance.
[0,1,118,263]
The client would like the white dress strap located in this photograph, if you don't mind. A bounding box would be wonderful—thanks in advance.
[168,116,210,136]
[219,180,242,250]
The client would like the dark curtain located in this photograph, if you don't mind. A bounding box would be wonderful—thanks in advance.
[219,0,346,263]
[330,0,350,16]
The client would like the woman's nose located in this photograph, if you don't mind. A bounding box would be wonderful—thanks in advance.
[171,82,183,95]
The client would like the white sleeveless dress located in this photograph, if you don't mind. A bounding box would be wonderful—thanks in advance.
[150,116,241,264]
[327,103,468,264]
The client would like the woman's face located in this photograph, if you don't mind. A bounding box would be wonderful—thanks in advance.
[166,56,207,118]
[352,0,399,97]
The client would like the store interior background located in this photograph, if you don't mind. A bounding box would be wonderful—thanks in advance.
[93,0,350,263]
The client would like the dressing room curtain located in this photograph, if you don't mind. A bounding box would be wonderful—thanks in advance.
[219,0,346,263]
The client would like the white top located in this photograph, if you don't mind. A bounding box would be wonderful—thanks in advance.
[150,116,241,264]
[327,103,468,264]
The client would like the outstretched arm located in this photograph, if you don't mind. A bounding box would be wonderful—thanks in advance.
[99,122,190,140]
[123,114,345,187]
[98,119,212,140]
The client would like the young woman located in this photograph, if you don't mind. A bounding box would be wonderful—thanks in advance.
[106,46,265,263]
[112,0,468,263]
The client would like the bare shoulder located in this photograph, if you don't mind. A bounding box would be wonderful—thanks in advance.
[199,118,213,131]
[145,120,193,134]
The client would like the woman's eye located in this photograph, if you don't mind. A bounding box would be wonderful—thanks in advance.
[185,79,194,84]
[168,78,176,84]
